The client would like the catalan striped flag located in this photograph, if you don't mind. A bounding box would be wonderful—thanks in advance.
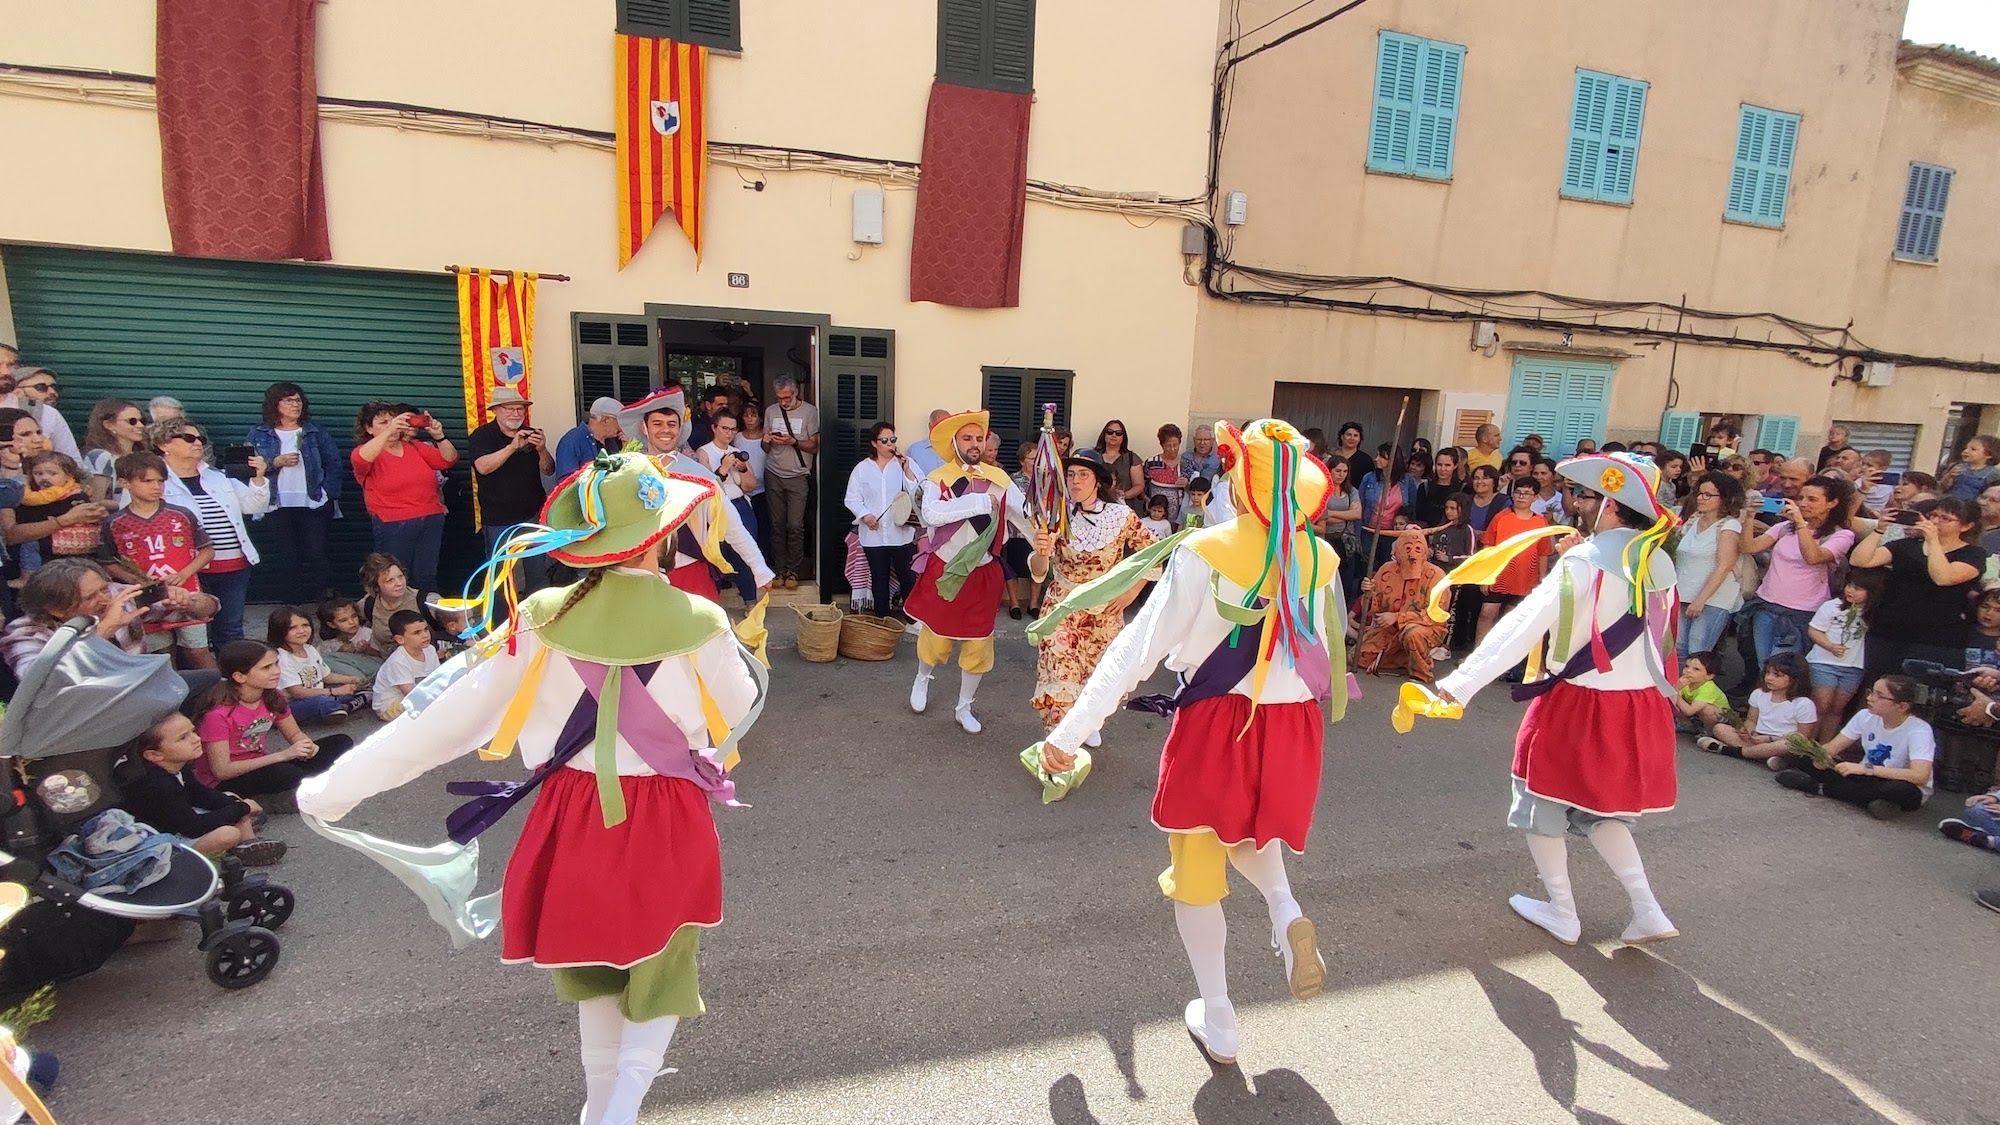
[616,34,708,268]
[457,268,537,528]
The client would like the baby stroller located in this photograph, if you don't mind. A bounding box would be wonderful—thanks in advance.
[0,618,292,990]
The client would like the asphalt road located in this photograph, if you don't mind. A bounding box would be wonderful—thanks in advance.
[32,614,2000,1124]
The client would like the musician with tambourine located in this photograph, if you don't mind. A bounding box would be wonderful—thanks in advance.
[843,420,922,620]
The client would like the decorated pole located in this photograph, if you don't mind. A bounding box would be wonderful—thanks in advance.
[1027,402,1066,582]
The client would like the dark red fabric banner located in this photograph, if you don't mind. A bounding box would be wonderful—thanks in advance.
[156,0,330,260]
[910,81,1031,309]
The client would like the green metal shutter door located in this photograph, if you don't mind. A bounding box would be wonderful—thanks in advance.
[2,244,480,601]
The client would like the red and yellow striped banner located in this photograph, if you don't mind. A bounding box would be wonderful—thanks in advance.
[615,34,708,268]
[457,268,536,529]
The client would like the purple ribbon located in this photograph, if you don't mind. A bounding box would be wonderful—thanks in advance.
[1124,612,1331,717]
[1509,611,1646,702]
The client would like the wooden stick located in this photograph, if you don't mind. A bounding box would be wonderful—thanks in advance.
[1354,392,1413,628]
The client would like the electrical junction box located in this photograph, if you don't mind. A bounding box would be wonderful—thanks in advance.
[1224,191,1249,226]
[1180,223,1206,255]
[1861,360,1896,387]
[852,188,885,245]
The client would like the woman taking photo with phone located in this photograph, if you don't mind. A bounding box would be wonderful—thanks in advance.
[351,401,457,597]
[247,381,345,603]
[1740,475,1855,665]
[1848,496,1987,687]
[150,417,269,645]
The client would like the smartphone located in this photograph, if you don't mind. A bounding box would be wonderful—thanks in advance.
[1878,469,1903,487]
[407,411,436,431]
[219,443,257,482]
[1892,509,1921,526]
[1759,495,1785,516]
[130,583,169,609]
[1689,444,1711,463]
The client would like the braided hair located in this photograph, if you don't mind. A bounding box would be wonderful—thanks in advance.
[538,568,607,629]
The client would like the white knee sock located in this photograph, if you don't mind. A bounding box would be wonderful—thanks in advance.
[1226,841,1302,936]
[599,1014,680,1125]
[1173,902,1233,1015]
[957,671,983,709]
[577,996,623,1125]
[1525,833,1576,913]
[1588,822,1659,914]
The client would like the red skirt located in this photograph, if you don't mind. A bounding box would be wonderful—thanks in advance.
[1512,680,1677,817]
[500,767,722,969]
[1152,694,1323,852]
[666,559,720,602]
[902,555,1002,640]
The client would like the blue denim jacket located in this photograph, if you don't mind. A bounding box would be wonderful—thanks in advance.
[246,421,345,506]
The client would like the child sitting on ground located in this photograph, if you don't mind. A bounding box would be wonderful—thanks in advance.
[1805,571,1881,741]
[1699,651,1817,763]
[374,609,441,721]
[1674,651,1731,733]
[317,595,385,681]
[1966,590,2000,670]
[1139,494,1174,540]
[196,640,355,805]
[1773,674,1935,819]
[267,608,367,724]
[119,712,284,865]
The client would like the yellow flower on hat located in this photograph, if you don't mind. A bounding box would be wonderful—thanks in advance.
[1600,467,1627,494]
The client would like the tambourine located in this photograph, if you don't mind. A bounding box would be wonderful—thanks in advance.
[884,492,914,527]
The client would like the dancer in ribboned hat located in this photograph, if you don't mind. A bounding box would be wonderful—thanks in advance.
[1021,419,1350,1067]
[298,452,767,1125]
[1396,449,1683,948]
[903,408,1032,734]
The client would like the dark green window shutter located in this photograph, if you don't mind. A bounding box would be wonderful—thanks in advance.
[980,366,1071,471]
[617,0,740,51]
[937,0,1035,94]
[573,314,659,417]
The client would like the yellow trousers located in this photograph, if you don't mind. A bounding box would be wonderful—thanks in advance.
[916,627,995,674]
[1158,830,1229,906]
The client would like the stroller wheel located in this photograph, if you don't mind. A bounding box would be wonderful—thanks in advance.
[205,926,281,989]
[224,884,296,931]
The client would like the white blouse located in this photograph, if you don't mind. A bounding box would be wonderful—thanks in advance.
[1673,515,1744,613]
[844,458,921,548]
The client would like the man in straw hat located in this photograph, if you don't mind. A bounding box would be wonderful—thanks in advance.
[624,387,774,602]
[904,408,1030,734]
[1024,419,1349,1067]
[300,452,768,1125]
[1395,450,1683,948]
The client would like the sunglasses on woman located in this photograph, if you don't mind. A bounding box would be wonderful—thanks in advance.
[173,432,206,445]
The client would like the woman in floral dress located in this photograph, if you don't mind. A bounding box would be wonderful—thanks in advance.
[1031,455,1158,746]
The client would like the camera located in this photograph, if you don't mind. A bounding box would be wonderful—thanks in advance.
[1903,660,1975,712]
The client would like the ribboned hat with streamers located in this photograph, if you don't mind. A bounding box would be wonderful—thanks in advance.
[1556,450,1680,616]
[440,452,717,638]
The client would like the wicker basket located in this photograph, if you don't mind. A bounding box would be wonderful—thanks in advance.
[839,614,904,661]
[795,605,843,663]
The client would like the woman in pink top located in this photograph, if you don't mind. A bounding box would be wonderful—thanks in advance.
[350,401,459,595]
[1741,475,1856,665]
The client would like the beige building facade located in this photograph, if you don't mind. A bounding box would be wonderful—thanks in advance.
[1194,0,2000,471]
[0,0,1216,588]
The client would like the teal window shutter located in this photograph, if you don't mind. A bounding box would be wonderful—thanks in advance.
[1562,71,1645,203]
[1725,105,1800,227]
[1894,162,1953,262]
[1368,32,1461,180]
[1658,411,1701,451]
[1760,415,1799,457]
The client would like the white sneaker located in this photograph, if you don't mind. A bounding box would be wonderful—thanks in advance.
[1276,916,1325,1000]
[1183,998,1239,1066]
[1508,894,1582,945]
[910,674,932,714]
[1083,729,1102,749]
[954,704,982,734]
[1620,906,1680,945]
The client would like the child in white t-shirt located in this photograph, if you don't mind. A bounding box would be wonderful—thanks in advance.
[1699,652,1817,763]
[1139,495,1174,541]
[267,608,367,725]
[1804,572,1880,740]
[373,610,442,721]
[1774,673,1934,819]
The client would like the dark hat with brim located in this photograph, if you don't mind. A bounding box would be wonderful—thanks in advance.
[1062,455,1114,487]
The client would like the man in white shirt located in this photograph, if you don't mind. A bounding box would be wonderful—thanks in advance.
[696,409,764,602]
[631,389,773,602]
[0,366,81,460]
[844,420,921,617]
[762,375,819,589]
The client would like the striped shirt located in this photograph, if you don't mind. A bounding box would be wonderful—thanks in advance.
[177,474,248,572]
